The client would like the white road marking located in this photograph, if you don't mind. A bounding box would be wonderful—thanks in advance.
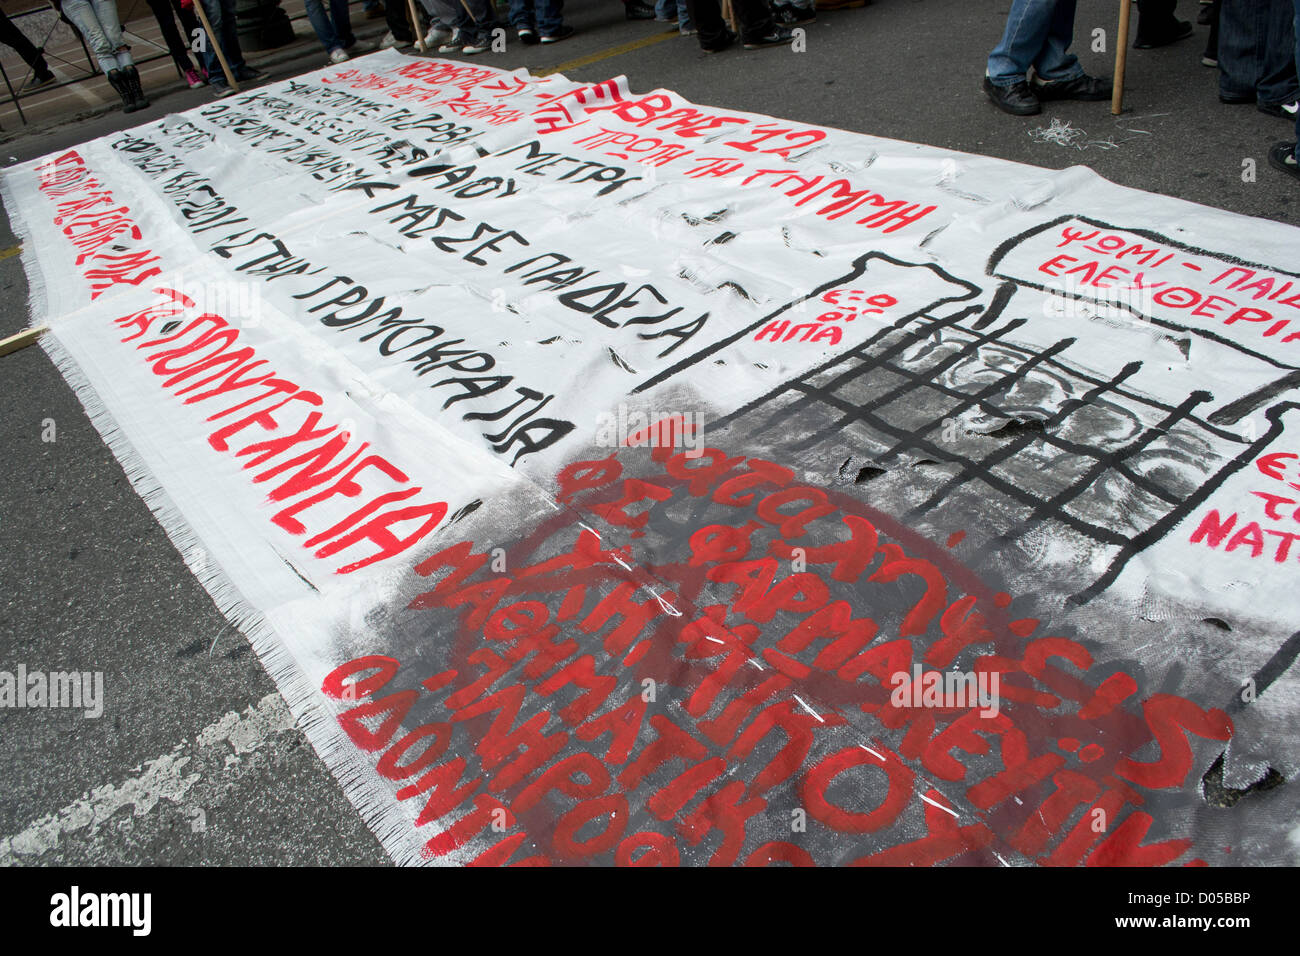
[0,692,295,863]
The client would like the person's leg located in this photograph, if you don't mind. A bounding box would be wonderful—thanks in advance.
[332,0,356,47]
[419,0,457,41]
[682,0,731,48]
[1257,0,1298,107]
[303,0,343,51]
[0,10,56,79]
[145,0,192,72]
[507,0,534,31]
[385,0,415,43]
[734,0,776,41]
[1030,0,1084,82]
[535,0,565,35]
[83,0,133,68]
[1203,0,1220,64]
[1216,0,1256,99]
[459,0,497,48]
[217,0,252,76]
[60,0,118,73]
[1135,0,1187,45]
[200,0,250,86]
[987,0,1056,86]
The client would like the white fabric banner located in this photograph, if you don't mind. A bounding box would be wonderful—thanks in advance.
[3,50,1298,865]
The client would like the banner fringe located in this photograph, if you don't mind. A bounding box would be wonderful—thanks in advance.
[37,331,434,866]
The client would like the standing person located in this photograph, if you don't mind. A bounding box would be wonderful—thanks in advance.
[1218,0,1297,118]
[55,0,149,112]
[0,10,57,91]
[184,0,266,97]
[681,0,794,52]
[304,0,356,63]
[145,0,205,87]
[983,0,1112,116]
[1268,0,1300,178]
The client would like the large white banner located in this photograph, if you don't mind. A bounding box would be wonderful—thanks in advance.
[3,50,1298,865]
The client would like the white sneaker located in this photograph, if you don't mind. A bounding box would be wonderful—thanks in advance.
[438,29,463,53]
[424,25,452,46]
[379,31,398,48]
[329,47,349,64]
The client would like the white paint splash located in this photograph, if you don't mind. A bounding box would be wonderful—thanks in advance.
[0,692,295,863]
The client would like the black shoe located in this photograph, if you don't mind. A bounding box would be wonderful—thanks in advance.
[106,69,138,113]
[773,3,816,26]
[236,66,267,83]
[625,0,656,19]
[1134,20,1193,49]
[517,27,539,45]
[1219,90,1253,105]
[1258,100,1299,120]
[1031,73,1111,102]
[540,24,574,43]
[121,64,150,111]
[742,25,795,49]
[22,72,56,93]
[1269,142,1300,182]
[700,28,736,52]
[983,76,1040,115]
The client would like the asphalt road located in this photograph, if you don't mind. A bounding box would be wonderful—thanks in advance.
[0,0,1295,866]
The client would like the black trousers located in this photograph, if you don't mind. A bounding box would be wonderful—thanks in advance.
[146,0,201,74]
[1135,0,1180,41]
[683,0,773,45]
[386,0,416,43]
[0,11,54,79]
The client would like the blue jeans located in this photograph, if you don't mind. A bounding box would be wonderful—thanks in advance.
[655,0,691,29]
[987,0,1085,86]
[508,0,563,35]
[304,0,355,52]
[199,0,249,84]
[62,0,130,73]
[1218,0,1298,105]
[1294,0,1299,160]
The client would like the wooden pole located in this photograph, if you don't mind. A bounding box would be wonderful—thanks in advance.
[721,0,738,33]
[406,0,428,51]
[0,325,48,358]
[1112,0,1131,115]
[191,0,239,93]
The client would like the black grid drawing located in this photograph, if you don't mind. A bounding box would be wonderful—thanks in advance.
[712,301,1289,603]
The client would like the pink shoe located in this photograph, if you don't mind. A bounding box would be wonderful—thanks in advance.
[185,68,205,89]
